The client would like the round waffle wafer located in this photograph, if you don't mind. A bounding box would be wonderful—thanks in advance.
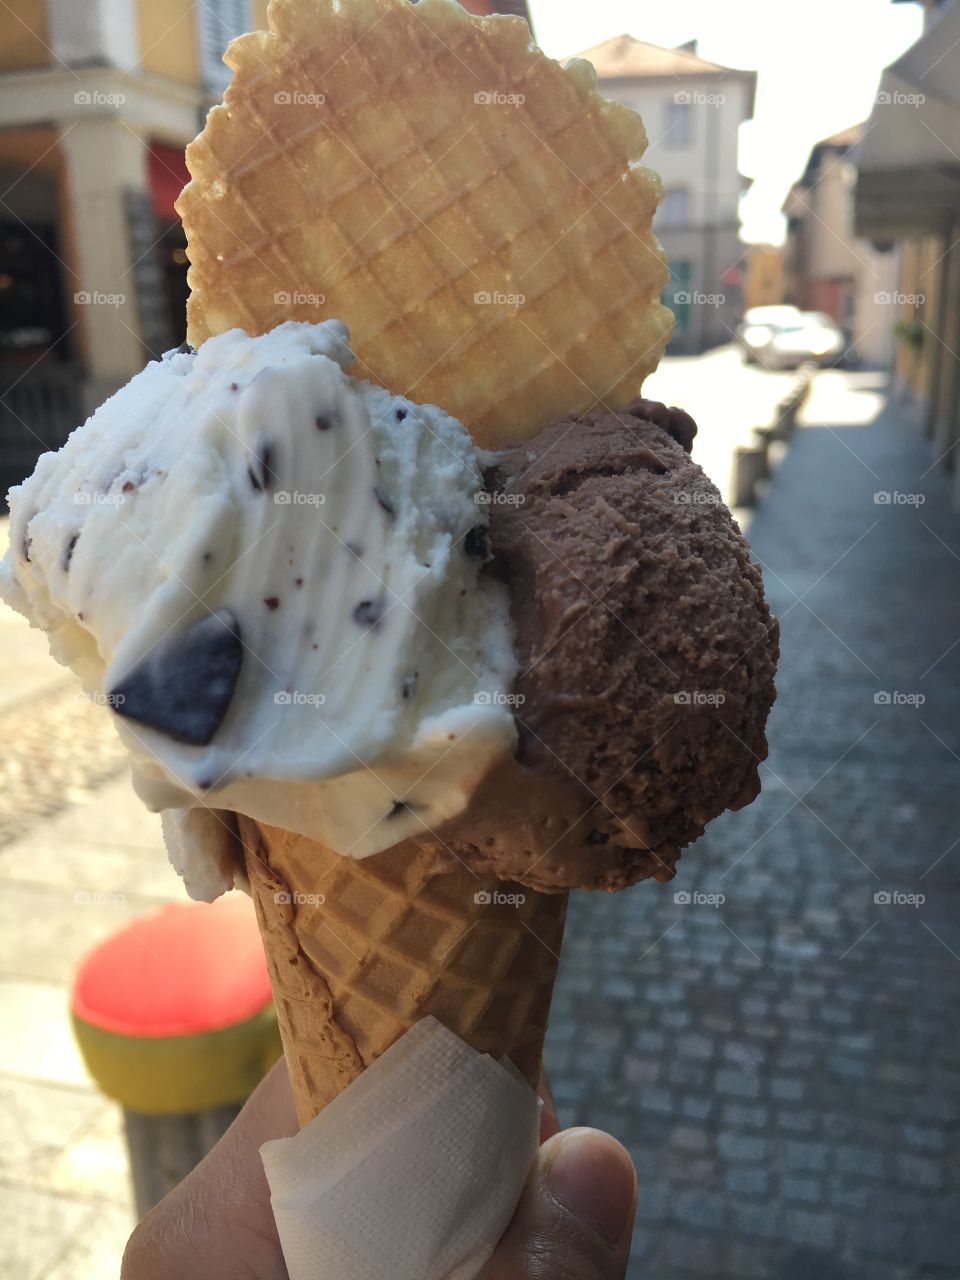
[177,0,673,447]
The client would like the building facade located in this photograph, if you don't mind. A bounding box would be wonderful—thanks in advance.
[743,244,784,311]
[858,0,960,502]
[782,126,899,365]
[572,35,756,352]
[0,0,279,496]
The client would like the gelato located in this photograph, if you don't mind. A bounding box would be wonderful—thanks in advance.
[0,321,518,894]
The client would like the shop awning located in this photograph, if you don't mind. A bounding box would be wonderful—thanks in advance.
[855,3,960,238]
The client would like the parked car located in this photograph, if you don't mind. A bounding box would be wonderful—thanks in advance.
[736,306,847,370]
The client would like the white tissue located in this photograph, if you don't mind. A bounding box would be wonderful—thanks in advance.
[260,1017,540,1280]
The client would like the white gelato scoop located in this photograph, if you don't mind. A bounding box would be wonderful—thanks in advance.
[1,321,517,896]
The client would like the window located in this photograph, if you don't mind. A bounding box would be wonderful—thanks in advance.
[198,0,252,88]
[659,188,689,227]
[664,100,692,147]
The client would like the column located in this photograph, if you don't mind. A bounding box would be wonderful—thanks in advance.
[58,116,150,406]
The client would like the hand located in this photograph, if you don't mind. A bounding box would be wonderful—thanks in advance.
[121,1056,636,1280]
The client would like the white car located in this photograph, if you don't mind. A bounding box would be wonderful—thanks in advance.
[737,307,846,370]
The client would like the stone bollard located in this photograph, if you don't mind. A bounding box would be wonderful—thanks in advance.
[71,896,282,1217]
[772,398,797,441]
[731,443,769,507]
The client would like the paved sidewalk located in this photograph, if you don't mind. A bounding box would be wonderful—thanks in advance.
[545,370,960,1279]
[0,775,179,1278]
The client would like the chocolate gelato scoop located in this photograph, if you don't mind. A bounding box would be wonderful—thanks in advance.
[433,402,778,892]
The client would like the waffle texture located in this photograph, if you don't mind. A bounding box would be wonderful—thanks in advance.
[177,0,673,447]
[240,817,567,1125]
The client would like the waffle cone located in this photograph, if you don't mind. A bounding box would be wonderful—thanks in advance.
[177,0,672,448]
[239,816,567,1125]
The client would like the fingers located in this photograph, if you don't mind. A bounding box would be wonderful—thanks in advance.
[120,1055,297,1280]
[479,1128,636,1280]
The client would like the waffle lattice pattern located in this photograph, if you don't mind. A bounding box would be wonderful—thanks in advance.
[178,0,673,446]
[243,819,567,1120]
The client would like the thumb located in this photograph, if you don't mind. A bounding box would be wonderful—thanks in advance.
[479,1128,636,1279]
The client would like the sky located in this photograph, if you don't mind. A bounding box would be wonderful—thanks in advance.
[528,0,924,244]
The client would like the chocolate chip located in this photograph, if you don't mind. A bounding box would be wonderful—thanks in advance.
[395,406,408,422]
[374,487,395,516]
[248,442,276,493]
[121,480,136,494]
[353,598,383,628]
[345,541,363,559]
[22,530,32,563]
[229,382,239,392]
[109,608,243,746]
[264,596,280,611]
[401,673,418,700]
[315,411,337,431]
[294,577,303,587]
[62,533,79,571]
[386,799,420,819]
[176,341,196,355]
[202,551,213,564]
[464,524,490,559]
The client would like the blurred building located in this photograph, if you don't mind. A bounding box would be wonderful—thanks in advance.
[0,0,276,498]
[571,34,756,353]
[782,126,899,365]
[858,0,960,500]
[743,245,784,310]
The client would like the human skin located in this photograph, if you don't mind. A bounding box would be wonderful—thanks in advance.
[119,1058,637,1280]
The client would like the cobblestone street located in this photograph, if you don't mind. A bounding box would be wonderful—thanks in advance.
[545,370,960,1279]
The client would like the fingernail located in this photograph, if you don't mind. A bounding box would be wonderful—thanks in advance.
[545,1129,636,1246]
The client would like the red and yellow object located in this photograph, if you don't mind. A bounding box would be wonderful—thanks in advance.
[71,896,282,1114]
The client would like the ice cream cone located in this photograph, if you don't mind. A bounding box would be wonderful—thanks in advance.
[239,816,567,1125]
